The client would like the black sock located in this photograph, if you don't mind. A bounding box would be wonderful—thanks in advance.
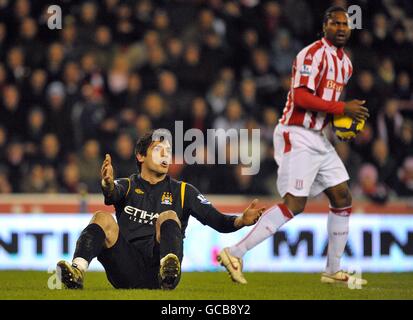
[160,220,183,261]
[73,223,106,264]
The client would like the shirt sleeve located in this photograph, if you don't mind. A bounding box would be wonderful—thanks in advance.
[101,178,130,205]
[293,47,324,92]
[183,183,239,233]
[294,87,345,115]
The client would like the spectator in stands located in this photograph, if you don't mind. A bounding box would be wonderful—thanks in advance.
[395,120,413,165]
[93,26,115,71]
[370,138,398,188]
[78,2,99,45]
[180,146,214,194]
[0,84,25,139]
[271,29,301,75]
[45,81,74,151]
[377,99,404,153]
[377,57,396,97]
[5,140,28,192]
[24,107,47,158]
[176,42,207,94]
[0,166,12,194]
[46,42,65,81]
[183,97,212,135]
[352,30,378,70]
[348,70,382,128]
[78,139,102,193]
[394,71,411,100]
[124,72,144,110]
[72,83,106,147]
[238,78,262,117]
[6,46,27,84]
[335,142,363,188]
[142,92,171,130]
[0,126,7,162]
[353,164,389,204]
[396,157,413,197]
[158,70,182,116]
[60,19,81,62]
[243,48,279,104]
[17,17,43,68]
[260,108,279,145]
[0,63,7,90]
[112,132,136,178]
[62,62,82,108]
[152,9,172,43]
[138,44,167,91]
[23,68,48,107]
[134,114,152,140]
[107,55,130,110]
[39,133,62,171]
[22,164,58,193]
[60,162,81,194]
[206,80,231,115]
[391,26,412,72]
[213,98,245,133]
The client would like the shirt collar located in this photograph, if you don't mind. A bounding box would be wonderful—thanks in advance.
[322,37,345,59]
[138,173,169,187]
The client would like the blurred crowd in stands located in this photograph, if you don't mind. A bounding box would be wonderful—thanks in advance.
[0,0,412,203]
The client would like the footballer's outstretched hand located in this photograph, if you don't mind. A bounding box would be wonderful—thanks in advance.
[101,154,114,190]
[234,199,266,228]
[344,100,369,122]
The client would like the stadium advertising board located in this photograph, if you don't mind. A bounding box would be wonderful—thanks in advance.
[0,214,412,272]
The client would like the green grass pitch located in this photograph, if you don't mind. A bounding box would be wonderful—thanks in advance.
[1,271,412,300]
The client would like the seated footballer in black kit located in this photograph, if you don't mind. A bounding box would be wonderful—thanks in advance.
[57,130,265,290]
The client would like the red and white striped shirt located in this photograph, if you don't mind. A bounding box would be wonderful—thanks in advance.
[280,37,353,130]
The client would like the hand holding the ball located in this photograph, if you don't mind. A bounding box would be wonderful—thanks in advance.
[343,100,370,123]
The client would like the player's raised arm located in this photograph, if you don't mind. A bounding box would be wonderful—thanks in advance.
[100,154,129,205]
[101,154,114,191]
[184,183,265,232]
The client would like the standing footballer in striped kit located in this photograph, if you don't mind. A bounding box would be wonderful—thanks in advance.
[218,6,369,285]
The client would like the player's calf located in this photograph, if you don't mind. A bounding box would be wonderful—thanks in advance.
[57,211,117,289]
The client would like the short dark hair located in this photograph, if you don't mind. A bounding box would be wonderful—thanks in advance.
[323,6,348,24]
[135,129,172,171]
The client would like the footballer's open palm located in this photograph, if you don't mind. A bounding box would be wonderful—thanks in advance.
[241,199,266,226]
[101,154,114,186]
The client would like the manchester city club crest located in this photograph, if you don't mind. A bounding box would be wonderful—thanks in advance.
[161,192,173,205]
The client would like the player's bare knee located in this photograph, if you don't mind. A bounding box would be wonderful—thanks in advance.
[90,211,118,240]
[334,190,352,208]
[329,187,352,208]
[284,194,306,215]
[157,210,181,228]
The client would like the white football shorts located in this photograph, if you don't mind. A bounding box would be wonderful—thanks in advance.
[273,123,349,198]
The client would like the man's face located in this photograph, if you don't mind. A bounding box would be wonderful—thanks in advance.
[324,11,351,47]
[139,140,172,175]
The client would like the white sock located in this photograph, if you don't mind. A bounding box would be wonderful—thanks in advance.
[228,204,294,258]
[325,206,351,274]
[72,257,89,273]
